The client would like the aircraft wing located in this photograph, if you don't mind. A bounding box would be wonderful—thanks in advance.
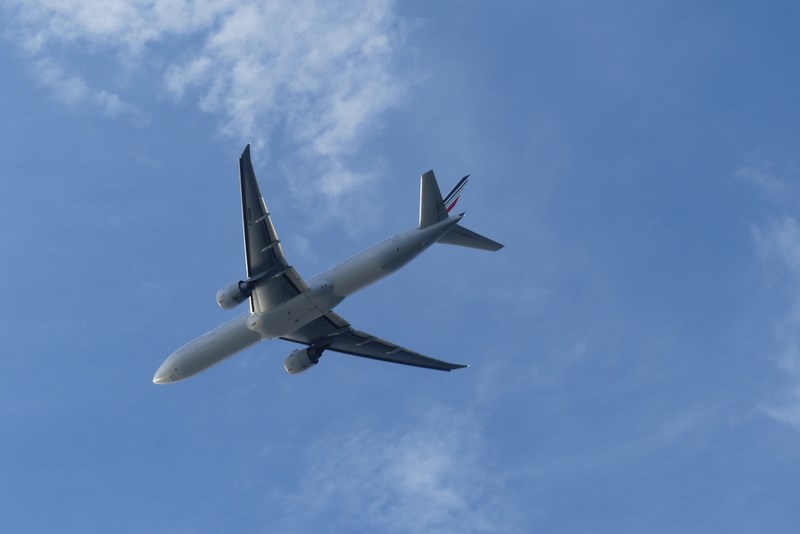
[281,311,468,371]
[239,145,308,313]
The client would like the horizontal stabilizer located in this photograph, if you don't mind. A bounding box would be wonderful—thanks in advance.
[438,223,504,251]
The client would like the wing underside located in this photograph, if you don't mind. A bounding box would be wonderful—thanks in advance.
[239,145,307,312]
[281,312,467,372]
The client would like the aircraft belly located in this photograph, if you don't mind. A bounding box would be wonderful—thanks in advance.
[246,286,339,339]
[330,258,383,295]
[157,314,260,382]
[328,241,420,296]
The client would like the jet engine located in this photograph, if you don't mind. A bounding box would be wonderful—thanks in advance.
[284,347,324,375]
[215,281,251,310]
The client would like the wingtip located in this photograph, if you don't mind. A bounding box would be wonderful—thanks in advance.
[241,143,251,159]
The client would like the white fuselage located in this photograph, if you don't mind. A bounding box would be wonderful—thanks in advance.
[153,215,462,383]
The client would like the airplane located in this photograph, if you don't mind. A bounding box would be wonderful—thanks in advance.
[152,145,503,384]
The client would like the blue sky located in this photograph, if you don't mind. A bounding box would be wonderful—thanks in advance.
[2,1,800,532]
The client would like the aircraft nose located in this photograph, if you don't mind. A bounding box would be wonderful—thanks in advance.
[152,370,169,384]
[152,361,177,385]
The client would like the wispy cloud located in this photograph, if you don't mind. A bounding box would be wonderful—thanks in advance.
[268,407,526,533]
[4,0,231,54]
[30,57,148,124]
[750,169,800,428]
[4,0,406,209]
[738,166,784,194]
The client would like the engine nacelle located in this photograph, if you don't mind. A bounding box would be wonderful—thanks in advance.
[216,281,251,310]
[284,347,324,375]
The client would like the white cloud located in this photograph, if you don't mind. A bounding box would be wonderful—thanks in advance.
[737,166,787,196]
[753,210,800,428]
[763,385,800,428]
[270,407,526,533]
[30,57,147,123]
[739,164,800,209]
[5,0,232,53]
[754,217,800,368]
[163,0,405,216]
[4,0,406,210]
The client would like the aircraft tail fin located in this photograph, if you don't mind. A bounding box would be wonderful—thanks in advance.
[419,170,448,228]
[438,223,504,251]
[419,171,472,227]
[419,170,503,251]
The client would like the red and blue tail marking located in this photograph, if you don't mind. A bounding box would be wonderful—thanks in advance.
[444,175,469,213]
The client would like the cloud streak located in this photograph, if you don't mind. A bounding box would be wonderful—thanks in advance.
[268,407,525,533]
[751,176,800,428]
[4,0,406,206]
[30,57,147,123]
[5,0,232,54]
